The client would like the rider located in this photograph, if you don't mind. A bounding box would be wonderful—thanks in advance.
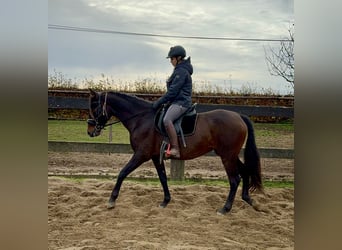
[152,45,193,158]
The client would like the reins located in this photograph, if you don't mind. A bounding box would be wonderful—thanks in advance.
[103,110,151,128]
[103,119,121,127]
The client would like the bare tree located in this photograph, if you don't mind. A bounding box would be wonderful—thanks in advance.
[264,24,294,89]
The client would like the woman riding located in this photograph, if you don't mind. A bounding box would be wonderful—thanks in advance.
[152,45,193,158]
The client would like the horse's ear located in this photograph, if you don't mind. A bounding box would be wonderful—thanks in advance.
[89,88,97,98]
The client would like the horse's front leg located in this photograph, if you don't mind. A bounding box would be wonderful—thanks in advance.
[152,156,171,208]
[108,153,147,209]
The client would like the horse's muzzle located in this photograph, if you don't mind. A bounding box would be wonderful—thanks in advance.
[88,131,95,137]
[87,119,102,137]
[87,126,101,137]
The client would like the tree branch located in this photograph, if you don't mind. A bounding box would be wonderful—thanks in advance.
[264,24,294,89]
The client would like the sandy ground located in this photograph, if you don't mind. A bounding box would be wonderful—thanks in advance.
[48,151,294,249]
[48,177,293,250]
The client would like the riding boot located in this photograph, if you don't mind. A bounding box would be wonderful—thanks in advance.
[164,123,180,158]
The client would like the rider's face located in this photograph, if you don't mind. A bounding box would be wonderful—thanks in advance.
[170,57,177,67]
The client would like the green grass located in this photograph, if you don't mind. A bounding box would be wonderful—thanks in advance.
[254,121,293,138]
[48,119,129,143]
[48,119,293,144]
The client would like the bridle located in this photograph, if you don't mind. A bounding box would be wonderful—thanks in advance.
[87,92,153,133]
[87,92,111,134]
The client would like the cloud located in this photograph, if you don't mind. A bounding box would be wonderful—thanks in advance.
[48,0,294,94]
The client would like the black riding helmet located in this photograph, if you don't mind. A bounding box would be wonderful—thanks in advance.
[166,45,186,59]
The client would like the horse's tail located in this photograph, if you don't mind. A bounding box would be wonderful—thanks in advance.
[240,115,263,192]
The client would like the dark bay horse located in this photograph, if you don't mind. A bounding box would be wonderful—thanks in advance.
[87,90,263,214]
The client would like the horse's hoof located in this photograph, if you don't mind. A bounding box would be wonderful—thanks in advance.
[251,200,261,211]
[159,201,169,208]
[216,211,225,216]
[216,207,229,215]
[107,201,115,209]
[243,196,253,206]
[159,204,166,208]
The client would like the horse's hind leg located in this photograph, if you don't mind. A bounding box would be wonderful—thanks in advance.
[152,156,171,208]
[238,159,253,206]
[218,157,241,215]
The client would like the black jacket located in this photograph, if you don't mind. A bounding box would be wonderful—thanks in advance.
[155,57,193,108]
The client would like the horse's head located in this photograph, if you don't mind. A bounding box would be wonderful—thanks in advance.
[87,89,110,137]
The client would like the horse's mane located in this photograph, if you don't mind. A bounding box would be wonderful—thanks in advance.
[108,91,152,108]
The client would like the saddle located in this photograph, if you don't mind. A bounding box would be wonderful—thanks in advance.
[154,103,198,162]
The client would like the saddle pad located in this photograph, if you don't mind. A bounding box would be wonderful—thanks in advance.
[178,113,198,136]
[154,109,198,137]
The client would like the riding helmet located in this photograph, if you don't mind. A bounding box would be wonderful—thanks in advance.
[166,45,186,59]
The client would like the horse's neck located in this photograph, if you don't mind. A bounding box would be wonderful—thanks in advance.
[108,92,151,125]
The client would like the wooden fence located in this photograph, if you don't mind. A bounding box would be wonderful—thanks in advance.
[48,95,294,119]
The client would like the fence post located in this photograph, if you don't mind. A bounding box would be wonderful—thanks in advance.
[170,159,185,181]
[109,125,112,143]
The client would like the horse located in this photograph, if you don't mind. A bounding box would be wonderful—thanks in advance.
[87,89,263,214]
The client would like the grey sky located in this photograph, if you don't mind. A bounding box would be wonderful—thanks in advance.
[48,0,294,94]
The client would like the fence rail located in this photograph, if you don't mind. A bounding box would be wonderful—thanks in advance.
[48,96,293,118]
[48,141,294,159]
